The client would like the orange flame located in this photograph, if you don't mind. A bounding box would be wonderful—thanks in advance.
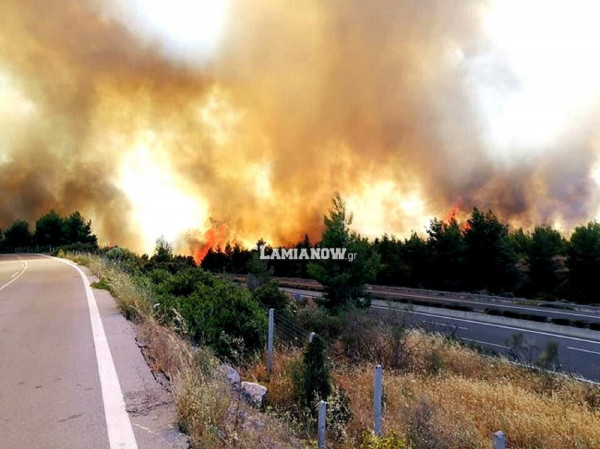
[443,197,471,232]
[443,204,460,224]
[193,224,230,264]
[443,196,465,224]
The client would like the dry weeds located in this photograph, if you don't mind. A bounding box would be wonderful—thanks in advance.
[248,331,600,449]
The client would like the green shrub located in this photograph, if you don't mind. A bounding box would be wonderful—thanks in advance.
[485,308,502,316]
[293,336,332,410]
[536,292,560,302]
[551,318,572,326]
[102,246,142,274]
[425,348,444,375]
[159,267,214,297]
[252,281,288,310]
[525,313,547,323]
[293,308,348,341]
[90,278,111,292]
[150,268,267,362]
[177,279,266,362]
[326,385,352,440]
[104,246,138,261]
[146,268,172,286]
[443,303,473,312]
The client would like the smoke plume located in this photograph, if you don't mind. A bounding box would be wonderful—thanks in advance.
[1,0,599,258]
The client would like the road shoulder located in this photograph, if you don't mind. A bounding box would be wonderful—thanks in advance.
[84,267,189,449]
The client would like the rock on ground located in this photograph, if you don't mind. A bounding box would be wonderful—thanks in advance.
[240,381,267,408]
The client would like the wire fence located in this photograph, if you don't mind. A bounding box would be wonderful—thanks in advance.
[274,312,311,347]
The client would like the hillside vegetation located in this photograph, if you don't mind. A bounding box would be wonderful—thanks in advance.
[64,248,600,449]
[245,309,600,448]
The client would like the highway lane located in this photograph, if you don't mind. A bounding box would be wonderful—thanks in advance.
[283,287,600,382]
[379,306,600,382]
[0,254,139,449]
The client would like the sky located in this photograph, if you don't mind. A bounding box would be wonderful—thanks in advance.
[1,0,600,258]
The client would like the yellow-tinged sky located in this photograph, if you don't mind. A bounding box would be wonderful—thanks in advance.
[1,0,600,256]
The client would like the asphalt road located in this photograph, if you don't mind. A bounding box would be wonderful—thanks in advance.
[283,287,600,382]
[0,255,185,449]
[373,303,600,382]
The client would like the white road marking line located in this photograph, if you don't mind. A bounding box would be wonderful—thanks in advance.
[433,321,468,330]
[0,256,28,291]
[50,256,138,449]
[567,346,600,356]
[462,338,510,349]
[371,305,600,345]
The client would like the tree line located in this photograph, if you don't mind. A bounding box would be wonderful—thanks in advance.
[203,204,600,305]
[5,202,599,305]
[0,210,98,252]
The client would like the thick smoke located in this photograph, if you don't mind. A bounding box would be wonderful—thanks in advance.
[1,0,599,255]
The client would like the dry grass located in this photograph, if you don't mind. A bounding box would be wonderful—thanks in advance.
[138,321,302,448]
[241,346,303,411]
[336,363,600,448]
[137,321,232,446]
[247,331,600,449]
[65,252,153,320]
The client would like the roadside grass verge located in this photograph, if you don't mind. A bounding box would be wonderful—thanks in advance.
[66,252,153,321]
[336,361,600,449]
[137,321,300,448]
[63,252,600,448]
[61,251,300,448]
[90,278,111,291]
[243,313,600,449]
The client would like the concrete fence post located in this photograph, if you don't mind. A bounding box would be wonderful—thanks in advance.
[267,308,274,373]
[374,364,383,436]
[493,431,506,449]
[318,400,327,449]
[309,332,316,343]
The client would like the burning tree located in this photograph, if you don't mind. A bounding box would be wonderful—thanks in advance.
[464,208,519,293]
[567,221,600,302]
[427,217,466,290]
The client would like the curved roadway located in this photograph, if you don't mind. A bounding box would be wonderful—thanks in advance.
[0,255,184,449]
